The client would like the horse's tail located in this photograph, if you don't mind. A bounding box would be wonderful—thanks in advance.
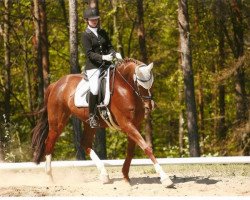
[31,84,53,164]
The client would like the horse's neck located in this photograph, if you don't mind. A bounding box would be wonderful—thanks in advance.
[117,62,136,82]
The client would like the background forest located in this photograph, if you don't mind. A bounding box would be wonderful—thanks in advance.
[0,0,249,162]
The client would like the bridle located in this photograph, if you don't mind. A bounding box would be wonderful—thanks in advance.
[133,64,153,101]
[115,63,155,112]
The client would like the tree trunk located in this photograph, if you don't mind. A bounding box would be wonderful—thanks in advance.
[215,0,226,139]
[33,0,44,105]
[59,0,69,32]
[72,117,85,160]
[136,0,153,149]
[1,0,11,161]
[39,0,50,90]
[178,53,185,156]
[111,0,124,57]
[69,0,80,74]
[136,0,147,63]
[23,23,35,126]
[193,0,205,143]
[94,129,107,159]
[3,0,11,124]
[230,0,247,122]
[178,0,200,157]
[69,0,85,160]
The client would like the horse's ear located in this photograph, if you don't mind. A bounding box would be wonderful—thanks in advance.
[147,62,154,71]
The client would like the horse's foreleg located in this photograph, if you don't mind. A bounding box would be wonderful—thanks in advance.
[121,122,173,187]
[122,137,135,182]
[83,124,110,184]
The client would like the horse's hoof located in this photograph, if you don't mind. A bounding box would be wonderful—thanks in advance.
[161,177,174,188]
[100,174,111,184]
[123,177,130,183]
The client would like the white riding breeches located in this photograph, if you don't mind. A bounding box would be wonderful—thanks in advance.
[86,68,101,95]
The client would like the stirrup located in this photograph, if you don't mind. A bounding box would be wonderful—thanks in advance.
[89,115,100,128]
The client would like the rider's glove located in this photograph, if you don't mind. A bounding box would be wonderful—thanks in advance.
[115,52,123,60]
[102,53,113,61]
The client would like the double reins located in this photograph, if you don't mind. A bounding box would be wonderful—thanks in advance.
[115,63,153,102]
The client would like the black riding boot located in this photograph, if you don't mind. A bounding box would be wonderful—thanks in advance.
[88,92,99,128]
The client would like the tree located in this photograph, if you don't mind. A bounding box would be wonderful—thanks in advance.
[33,0,43,105]
[214,0,227,139]
[193,0,205,142]
[33,0,49,105]
[69,0,85,160]
[1,0,11,161]
[230,0,247,122]
[110,0,124,57]
[136,0,153,148]
[40,0,50,90]
[3,0,11,124]
[178,0,200,157]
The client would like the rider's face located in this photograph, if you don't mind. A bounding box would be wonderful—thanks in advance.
[88,18,99,28]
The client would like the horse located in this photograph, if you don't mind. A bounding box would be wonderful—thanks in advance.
[31,58,173,187]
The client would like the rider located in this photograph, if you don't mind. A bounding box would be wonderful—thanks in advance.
[82,7,122,128]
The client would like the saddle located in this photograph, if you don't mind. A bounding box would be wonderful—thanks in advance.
[74,66,121,130]
[74,67,111,108]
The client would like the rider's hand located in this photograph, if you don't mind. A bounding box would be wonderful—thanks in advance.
[102,53,113,61]
[115,52,123,60]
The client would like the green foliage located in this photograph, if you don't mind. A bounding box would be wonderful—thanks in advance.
[0,0,249,162]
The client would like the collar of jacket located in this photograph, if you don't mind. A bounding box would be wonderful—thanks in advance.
[86,27,101,34]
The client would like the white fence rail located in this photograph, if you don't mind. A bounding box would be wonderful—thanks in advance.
[0,156,249,170]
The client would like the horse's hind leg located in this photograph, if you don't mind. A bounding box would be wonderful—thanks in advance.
[82,123,110,184]
[44,111,69,181]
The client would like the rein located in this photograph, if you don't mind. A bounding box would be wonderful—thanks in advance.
[115,64,153,101]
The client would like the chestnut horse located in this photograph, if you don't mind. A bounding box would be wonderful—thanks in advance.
[31,58,173,187]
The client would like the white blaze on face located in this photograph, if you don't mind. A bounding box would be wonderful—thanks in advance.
[135,63,154,89]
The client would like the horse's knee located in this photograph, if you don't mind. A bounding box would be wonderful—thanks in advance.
[144,146,153,155]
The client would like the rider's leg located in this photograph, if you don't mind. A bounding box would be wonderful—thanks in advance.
[86,68,100,128]
[89,92,99,127]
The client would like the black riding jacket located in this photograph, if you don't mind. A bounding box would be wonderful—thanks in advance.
[82,27,115,70]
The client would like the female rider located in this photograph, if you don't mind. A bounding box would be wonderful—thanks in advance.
[82,7,122,128]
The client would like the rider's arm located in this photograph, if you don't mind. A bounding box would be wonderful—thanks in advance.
[100,30,116,55]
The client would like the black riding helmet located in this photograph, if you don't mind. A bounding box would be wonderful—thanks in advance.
[84,8,100,20]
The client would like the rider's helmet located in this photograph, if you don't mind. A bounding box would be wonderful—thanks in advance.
[84,8,100,20]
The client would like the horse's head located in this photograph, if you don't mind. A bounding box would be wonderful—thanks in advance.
[134,62,155,115]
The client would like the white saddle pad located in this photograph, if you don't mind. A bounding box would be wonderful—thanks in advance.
[74,68,111,107]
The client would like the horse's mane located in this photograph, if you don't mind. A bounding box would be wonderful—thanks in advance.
[116,58,143,69]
